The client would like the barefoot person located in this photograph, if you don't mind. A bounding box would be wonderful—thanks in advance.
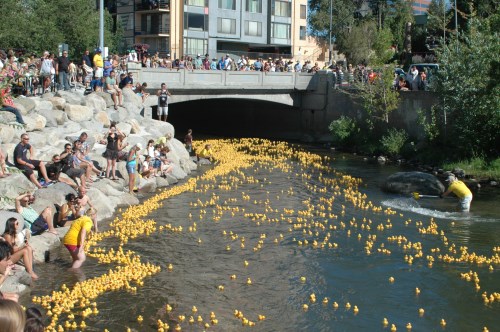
[63,208,97,269]
[1,218,38,280]
[126,143,142,194]
[441,174,473,212]
[15,193,57,236]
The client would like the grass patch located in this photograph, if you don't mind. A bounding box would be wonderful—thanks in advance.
[442,157,500,180]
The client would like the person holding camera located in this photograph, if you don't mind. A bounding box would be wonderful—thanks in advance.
[1,217,38,280]
[57,193,79,228]
[59,143,87,188]
[15,193,57,236]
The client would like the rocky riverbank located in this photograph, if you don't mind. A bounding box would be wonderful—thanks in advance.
[0,87,196,296]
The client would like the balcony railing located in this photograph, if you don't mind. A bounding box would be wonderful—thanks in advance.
[135,0,170,11]
[135,26,171,35]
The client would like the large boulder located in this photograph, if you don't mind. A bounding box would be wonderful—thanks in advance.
[49,97,66,110]
[0,174,37,209]
[84,93,107,112]
[127,119,142,134]
[116,122,132,136]
[122,87,143,108]
[80,120,104,132]
[24,113,47,131]
[64,104,93,122]
[96,92,114,108]
[34,182,76,207]
[27,132,48,148]
[382,171,445,195]
[0,124,16,144]
[14,97,36,113]
[56,90,84,106]
[94,111,111,128]
[0,211,25,234]
[86,187,116,221]
[62,120,82,133]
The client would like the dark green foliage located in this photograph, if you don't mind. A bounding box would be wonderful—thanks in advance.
[0,0,119,59]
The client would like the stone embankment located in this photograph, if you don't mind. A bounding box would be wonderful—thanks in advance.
[0,87,196,295]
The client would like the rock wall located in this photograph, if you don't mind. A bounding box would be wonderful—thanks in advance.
[0,87,197,295]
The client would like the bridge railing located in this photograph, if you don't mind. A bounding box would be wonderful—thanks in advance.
[131,66,319,91]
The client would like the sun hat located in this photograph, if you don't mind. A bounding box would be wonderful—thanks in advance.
[136,143,142,150]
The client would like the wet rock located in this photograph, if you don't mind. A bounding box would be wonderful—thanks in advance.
[382,171,445,195]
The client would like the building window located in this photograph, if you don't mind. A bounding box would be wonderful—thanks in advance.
[299,26,306,40]
[185,0,207,6]
[184,13,208,31]
[218,0,235,10]
[184,38,208,56]
[217,17,236,34]
[246,0,261,13]
[117,13,134,31]
[271,23,290,39]
[244,20,262,36]
[272,0,291,17]
[300,5,306,19]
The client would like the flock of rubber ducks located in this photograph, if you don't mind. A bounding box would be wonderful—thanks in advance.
[31,138,497,331]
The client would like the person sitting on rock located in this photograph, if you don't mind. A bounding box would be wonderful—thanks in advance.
[72,140,101,183]
[0,145,9,178]
[0,241,21,302]
[15,192,57,236]
[57,193,79,228]
[1,83,26,127]
[14,133,52,189]
[59,144,88,189]
[1,217,38,280]
[141,155,155,179]
[105,70,123,110]
[46,154,81,190]
[76,186,97,232]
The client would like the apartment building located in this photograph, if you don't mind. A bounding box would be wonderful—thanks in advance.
[112,0,324,61]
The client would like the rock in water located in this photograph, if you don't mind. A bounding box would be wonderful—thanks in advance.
[382,171,445,195]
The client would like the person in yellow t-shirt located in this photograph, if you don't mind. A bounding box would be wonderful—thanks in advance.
[197,144,214,163]
[441,174,473,212]
[63,208,97,268]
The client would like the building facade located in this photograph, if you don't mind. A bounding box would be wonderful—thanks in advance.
[112,0,324,61]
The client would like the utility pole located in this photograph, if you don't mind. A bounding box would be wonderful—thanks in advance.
[329,0,333,65]
[454,0,458,51]
[99,0,104,52]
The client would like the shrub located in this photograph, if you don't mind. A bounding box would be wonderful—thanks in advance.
[380,128,408,156]
[328,116,356,145]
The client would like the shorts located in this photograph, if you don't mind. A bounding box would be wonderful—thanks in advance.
[64,167,84,178]
[18,159,42,178]
[459,195,473,212]
[107,89,118,94]
[157,106,168,116]
[153,159,161,169]
[65,244,80,252]
[126,163,136,174]
[95,67,103,78]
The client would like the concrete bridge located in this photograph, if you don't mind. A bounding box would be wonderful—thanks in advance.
[130,65,437,142]
[130,65,324,107]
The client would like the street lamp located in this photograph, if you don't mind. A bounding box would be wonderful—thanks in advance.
[328,0,332,65]
[99,0,104,52]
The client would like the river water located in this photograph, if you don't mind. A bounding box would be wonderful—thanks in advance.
[26,139,500,331]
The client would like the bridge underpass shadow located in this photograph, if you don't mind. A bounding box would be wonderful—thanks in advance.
[169,99,302,141]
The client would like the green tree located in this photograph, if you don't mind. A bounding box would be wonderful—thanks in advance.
[431,14,500,158]
[0,0,118,58]
[308,0,358,40]
[427,0,448,36]
[356,66,400,124]
[385,0,414,52]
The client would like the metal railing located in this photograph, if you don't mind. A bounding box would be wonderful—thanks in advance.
[135,0,170,11]
[135,25,170,35]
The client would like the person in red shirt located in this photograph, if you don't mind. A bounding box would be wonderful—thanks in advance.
[1,84,26,125]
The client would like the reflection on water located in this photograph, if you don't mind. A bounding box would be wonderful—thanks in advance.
[28,144,500,331]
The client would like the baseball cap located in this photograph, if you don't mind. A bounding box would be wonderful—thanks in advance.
[136,143,142,150]
[96,47,102,52]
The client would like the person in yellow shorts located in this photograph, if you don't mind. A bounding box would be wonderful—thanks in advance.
[63,208,97,268]
[441,174,473,212]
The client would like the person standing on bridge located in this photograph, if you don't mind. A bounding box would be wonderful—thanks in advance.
[157,83,171,122]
